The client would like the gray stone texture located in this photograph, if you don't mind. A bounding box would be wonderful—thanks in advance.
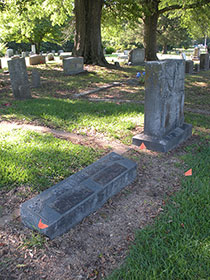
[200,53,209,70]
[63,57,84,75]
[29,55,45,65]
[128,48,145,65]
[185,60,194,74]
[6,49,14,57]
[20,152,137,239]
[8,58,31,100]
[31,69,41,88]
[194,63,200,73]
[132,59,192,152]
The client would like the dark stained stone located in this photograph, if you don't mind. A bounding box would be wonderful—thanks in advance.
[20,152,137,239]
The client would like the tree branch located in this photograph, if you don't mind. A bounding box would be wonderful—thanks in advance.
[159,0,210,15]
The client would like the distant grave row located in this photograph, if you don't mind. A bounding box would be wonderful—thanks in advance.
[8,57,84,99]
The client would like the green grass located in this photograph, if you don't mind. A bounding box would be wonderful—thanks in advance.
[107,140,210,280]
[0,99,144,144]
[0,128,104,192]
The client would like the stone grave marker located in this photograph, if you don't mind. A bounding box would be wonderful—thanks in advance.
[6,49,14,58]
[128,48,145,65]
[192,47,200,61]
[31,44,36,54]
[29,55,45,65]
[133,59,192,152]
[20,152,137,239]
[22,52,27,58]
[8,58,31,100]
[185,60,194,74]
[31,69,41,88]
[200,53,209,70]
[63,57,84,75]
[194,63,200,73]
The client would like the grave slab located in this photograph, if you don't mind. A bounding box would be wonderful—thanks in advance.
[20,152,137,239]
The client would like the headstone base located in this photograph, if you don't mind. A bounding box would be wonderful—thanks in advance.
[21,152,137,239]
[132,123,192,152]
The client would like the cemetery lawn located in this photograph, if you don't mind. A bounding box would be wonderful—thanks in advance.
[0,64,210,279]
[0,127,105,192]
[108,135,210,280]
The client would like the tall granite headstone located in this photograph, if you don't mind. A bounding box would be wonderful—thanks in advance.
[200,54,209,70]
[8,58,31,100]
[133,59,192,152]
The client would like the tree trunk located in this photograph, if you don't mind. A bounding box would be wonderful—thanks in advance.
[143,2,159,61]
[73,0,107,65]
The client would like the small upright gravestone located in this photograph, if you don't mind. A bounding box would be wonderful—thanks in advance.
[31,45,36,54]
[63,57,84,75]
[200,54,209,70]
[128,48,145,65]
[185,60,194,74]
[8,58,31,100]
[31,69,41,88]
[133,59,192,152]
[6,49,14,58]
[192,47,200,61]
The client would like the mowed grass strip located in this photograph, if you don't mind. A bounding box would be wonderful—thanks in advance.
[0,128,104,192]
[0,99,144,144]
[107,138,210,279]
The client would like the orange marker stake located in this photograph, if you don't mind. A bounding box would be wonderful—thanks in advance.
[140,143,146,150]
[38,219,49,229]
[184,169,192,176]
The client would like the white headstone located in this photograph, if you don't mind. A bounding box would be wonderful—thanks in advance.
[31,45,36,54]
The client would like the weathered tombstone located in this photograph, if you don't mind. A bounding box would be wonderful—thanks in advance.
[31,69,41,88]
[200,54,209,70]
[63,57,84,75]
[58,49,64,55]
[47,53,54,61]
[133,59,192,152]
[192,47,200,61]
[20,152,137,239]
[6,49,14,58]
[194,63,200,73]
[128,48,145,65]
[8,58,31,100]
[29,55,45,65]
[185,60,194,74]
[31,44,36,54]
[22,52,27,58]
[51,50,56,55]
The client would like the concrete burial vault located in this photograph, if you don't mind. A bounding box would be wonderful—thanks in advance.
[133,59,192,152]
[21,152,137,239]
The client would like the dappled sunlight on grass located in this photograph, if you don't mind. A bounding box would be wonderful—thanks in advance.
[0,129,104,192]
[1,98,144,144]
